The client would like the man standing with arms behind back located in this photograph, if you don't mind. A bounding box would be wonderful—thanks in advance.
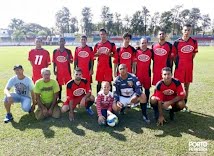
[94,28,118,93]
[151,30,175,86]
[28,37,51,83]
[174,24,198,111]
[52,37,73,103]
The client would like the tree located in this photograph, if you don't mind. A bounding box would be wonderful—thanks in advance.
[70,17,79,33]
[148,12,160,36]
[130,11,144,35]
[159,11,173,33]
[201,14,211,35]
[55,7,71,35]
[123,15,131,33]
[8,18,24,31]
[100,6,114,34]
[81,7,93,36]
[189,8,201,35]
[180,9,190,26]
[113,12,123,36]
[171,5,183,35]
[142,6,150,36]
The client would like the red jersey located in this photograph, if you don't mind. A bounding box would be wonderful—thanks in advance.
[66,79,91,101]
[74,45,94,78]
[96,90,114,116]
[28,48,51,83]
[174,37,198,66]
[135,48,152,77]
[151,42,175,85]
[116,45,136,73]
[52,48,73,76]
[94,40,117,69]
[155,78,185,102]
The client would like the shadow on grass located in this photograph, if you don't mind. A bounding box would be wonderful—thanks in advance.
[10,106,213,141]
[146,109,214,140]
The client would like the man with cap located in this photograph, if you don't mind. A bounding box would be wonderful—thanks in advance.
[3,65,36,123]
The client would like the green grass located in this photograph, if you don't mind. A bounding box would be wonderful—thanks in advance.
[0,46,213,156]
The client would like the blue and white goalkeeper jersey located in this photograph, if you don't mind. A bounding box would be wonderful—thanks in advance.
[113,73,142,102]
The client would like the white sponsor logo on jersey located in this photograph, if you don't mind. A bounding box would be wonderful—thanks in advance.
[121,52,131,59]
[154,48,167,56]
[78,51,89,58]
[56,56,67,63]
[138,54,150,62]
[181,45,194,53]
[73,88,85,96]
[98,47,110,54]
[163,89,174,95]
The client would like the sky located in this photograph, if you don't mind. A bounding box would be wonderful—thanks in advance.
[0,0,213,29]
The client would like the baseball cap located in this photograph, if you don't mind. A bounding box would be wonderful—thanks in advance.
[13,65,23,70]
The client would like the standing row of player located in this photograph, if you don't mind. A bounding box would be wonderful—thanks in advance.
[28,24,197,111]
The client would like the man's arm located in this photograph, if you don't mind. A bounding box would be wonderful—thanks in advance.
[50,92,59,110]
[74,60,77,69]
[132,62,137,75]
[30,90,36,111]
[53,63,57,75]
[35,93,45,109]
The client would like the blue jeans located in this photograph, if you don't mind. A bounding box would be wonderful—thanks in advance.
[4,93,31,112]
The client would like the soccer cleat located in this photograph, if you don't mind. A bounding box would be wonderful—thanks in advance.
[86,108,94,116]
[4,113,13,123]
[119,107,126,115]
[147,103,151,109]
[142,115,150,124]
[169,109,175,120]
[181,106,190,112]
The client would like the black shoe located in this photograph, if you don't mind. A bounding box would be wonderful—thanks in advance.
[119,107,126,115]
[169,109,174,121]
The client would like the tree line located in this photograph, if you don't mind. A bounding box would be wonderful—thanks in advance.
[7,5,214,41]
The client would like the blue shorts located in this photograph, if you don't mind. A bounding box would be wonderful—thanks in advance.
[4,93,32,112]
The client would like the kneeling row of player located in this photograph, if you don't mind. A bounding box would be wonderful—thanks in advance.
[4,64,185,126]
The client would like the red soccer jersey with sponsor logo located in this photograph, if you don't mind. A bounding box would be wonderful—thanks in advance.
[135,48,152,77]
[74,45,94,79]
[174,37,198,66]
[66,79,91,101]
[151,42,175,85]
[94,40,117,69]
[28,48,51,83]
[52,48,73,85]
[154,78,185,102]
[116,45,136,73]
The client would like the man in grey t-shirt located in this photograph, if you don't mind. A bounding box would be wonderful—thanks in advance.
[3,65,36,123]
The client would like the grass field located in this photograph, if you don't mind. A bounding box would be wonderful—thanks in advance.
[0,46,213,156]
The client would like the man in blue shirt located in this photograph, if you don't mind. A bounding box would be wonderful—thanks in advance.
[112,64,150,123]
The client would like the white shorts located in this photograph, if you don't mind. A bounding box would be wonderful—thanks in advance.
[119,94,137,107]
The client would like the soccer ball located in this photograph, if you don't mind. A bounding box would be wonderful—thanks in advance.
[107,114,119,127]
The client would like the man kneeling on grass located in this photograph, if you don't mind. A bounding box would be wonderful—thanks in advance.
[34,68,61,120]
[150,67,185,126]
[61,67,95,121]
[3,65,36,123]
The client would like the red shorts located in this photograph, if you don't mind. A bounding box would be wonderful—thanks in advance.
[63,95,86,109]
[137,74,151,89]
[32,71,42,83]
[174,63,193,83]
[96,67,112,82]
[57,73,71,85]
